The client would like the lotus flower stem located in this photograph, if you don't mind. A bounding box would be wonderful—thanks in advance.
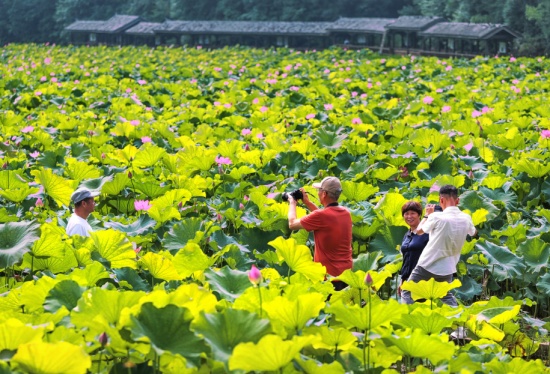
[257,286,263,318]
[97,351,103,374]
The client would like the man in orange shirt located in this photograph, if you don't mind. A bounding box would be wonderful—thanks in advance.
[287,176,352,290]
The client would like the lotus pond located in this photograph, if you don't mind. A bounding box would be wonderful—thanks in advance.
[0,44,550,373]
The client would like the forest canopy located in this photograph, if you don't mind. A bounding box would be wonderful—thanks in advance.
[0,0,548,55]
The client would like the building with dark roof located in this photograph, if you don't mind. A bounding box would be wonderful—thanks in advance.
[65,15,141,45]
[419,22,522,56]
[64,14,522,57]
[327,18,396,51]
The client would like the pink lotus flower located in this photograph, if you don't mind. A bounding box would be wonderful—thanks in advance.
[259,106,268,113]
[137,79,147,85]
[471,110,482,118]
[423,96,434,105]
[30,151,40,158]
[464,142,474,152]
[441,106,451,113]
[481,106,492,114]
[242,128,252,136]
[215,156,232,165]
[99,332,108,347]
[21,125,34,133]
[324,104,333,110]
[134,200,151,211]
[541,130,550,139]
[256,133,264,139]
[429,183,440,192]
[290,86,300,91]
[35,198,44,207]
[510,57,516,62]
[365,272,373,285]
[352,118,362,125]
[44,57,52,65]
[35,91,42,96]
[141,136,152,143]
[248,265,262,286]
[306,114,316,120]
[40,76,47,82]
[130,120,140,126]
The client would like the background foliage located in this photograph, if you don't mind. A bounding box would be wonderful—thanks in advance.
[1,0,550,55]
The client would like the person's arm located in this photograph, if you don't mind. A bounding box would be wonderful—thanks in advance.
[288,196,304,230]
[416,204,435,235]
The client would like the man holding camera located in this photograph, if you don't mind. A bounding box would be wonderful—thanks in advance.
[401,185,476,306]
[287,176,352,290]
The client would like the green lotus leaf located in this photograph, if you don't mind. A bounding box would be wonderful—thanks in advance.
[173,243,213,278]
[352,220,383,240]
[0,221,40,269]
[459,190,500,220]
[454,275,482,302]
[64,158,101,183]
[78,175,113,191]
[372,165,399,180]
[103,214,156,236]
[90,229,137,269]
[483,356,549,374]
[62,261,109,287]
[101,173,129,196]
[401,278,462,304]
[336,269,391,291]
[130,303,209,367]
[30,229,66,258]
[353,251,383,272]
[204,266,252,302]
[475,305,521,325]
[270,152,305,176]
[397,307,453,335]
[491,224,526,251]
[369,225,408,262]
[517,236,549,272]
[0,170,29,190]
[132,179,170,198]
[228,165,256,180]
[0,186,39,203]
[383,329,455,365]
[43,280,84,313]
[465,315,505,342]
[16,275,58,313]
[0,208,19,223]
[72,288,145,331]
[140,252,181,281]
[112,267,151,291]
[449,352,484,373]
[148,189,192,224]
[305,325,357,351]
[263,293,325,334]
[328,297,405,331]
[341,181,379,202]
[133,145,167,168]
[375,192,407,226]
[163,218,216,253]
[268,236,326,282]
[233,285,281,316]
[0,318,43,351]
[417,152,453,179]
[315,127,348,149]
[295,358,345,374]
[512,158,550,178]
[12,341,91,374]
[31,168,75,207]
[229,334,315,372]
[475,240,526,281]
[193,308,271,364]
[23,250,79,274]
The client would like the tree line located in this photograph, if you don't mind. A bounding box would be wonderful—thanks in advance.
[0,0,548,55]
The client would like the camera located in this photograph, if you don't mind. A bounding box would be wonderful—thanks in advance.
[434,205,443,212]
[282,189,303,202]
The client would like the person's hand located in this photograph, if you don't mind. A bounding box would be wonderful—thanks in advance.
[425,204,436,215]
[300,188,311,205]
[287,194,297,205]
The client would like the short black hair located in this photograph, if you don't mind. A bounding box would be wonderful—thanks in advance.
[75,197,93,208]
[439,185,458,199]
[401,201,422,216]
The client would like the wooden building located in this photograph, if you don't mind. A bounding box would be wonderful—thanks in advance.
[384,16,445,54]
[64,14,522,57]
[65,15,141,45]
[153,20,331,49]
[327,17,396,51]
[418,22,522,57]
[124,22,162,46]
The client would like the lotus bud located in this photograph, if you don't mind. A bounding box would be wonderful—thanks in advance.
[365,272,373,286]
[468,170,474,179]
[2,162,7,169]
[239,203,245,210]
[35,198,44,207]
[128,171,133,179]
[178,201,183,209]
[217,213,222,222]
[248,265,262,286]
[99,332,108,347]
[244,144,250,151]
[101,153,106,159]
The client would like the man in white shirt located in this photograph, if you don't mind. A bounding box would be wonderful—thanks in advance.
[66,187,100,237]
[401,185,476,306]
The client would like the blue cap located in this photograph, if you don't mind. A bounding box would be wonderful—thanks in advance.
[71,187,100,204]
